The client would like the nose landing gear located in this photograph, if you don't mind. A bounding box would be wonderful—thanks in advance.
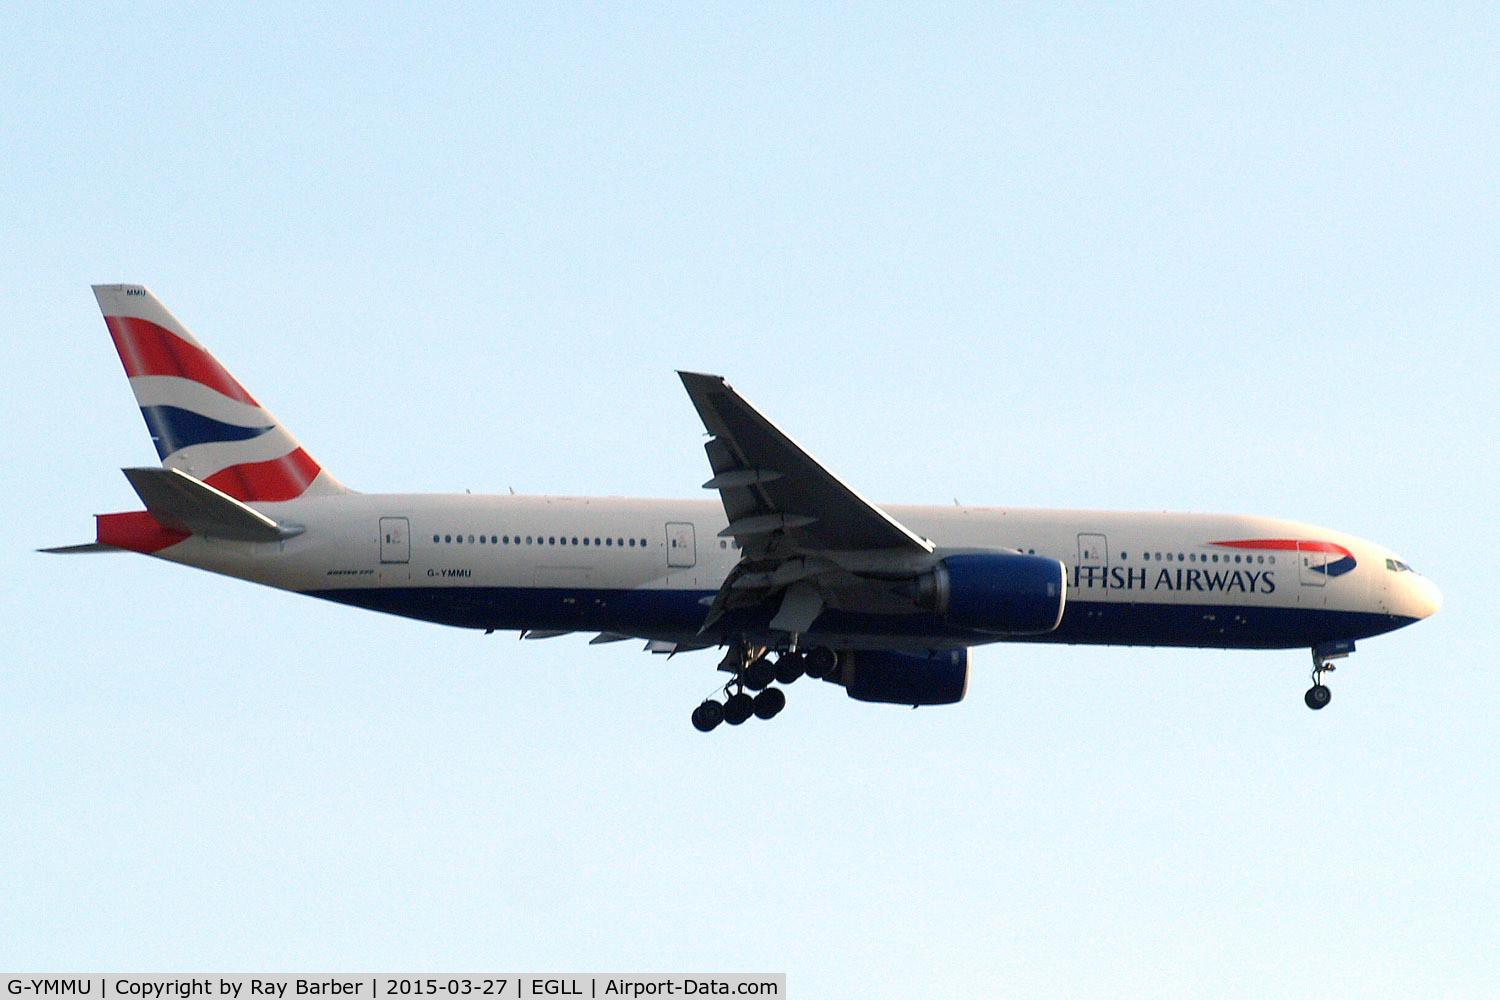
[1305,640,1355,710]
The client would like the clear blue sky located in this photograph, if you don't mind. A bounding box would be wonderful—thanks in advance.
[3,4,1496,996]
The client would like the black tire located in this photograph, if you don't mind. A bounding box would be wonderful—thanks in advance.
[691,700,724,732]
[752,687,787,720]
[724,691,754,725]
[803,647,837,679]
[774,652,804,686]
[1304,684,1332,710]
[743,657,775,691]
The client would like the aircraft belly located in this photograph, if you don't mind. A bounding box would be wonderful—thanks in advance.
[300,584,716,636]
[298,583,1413,652]
[1042,600,1413,649]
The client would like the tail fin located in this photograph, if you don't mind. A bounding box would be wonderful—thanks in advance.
[93,284,348,501]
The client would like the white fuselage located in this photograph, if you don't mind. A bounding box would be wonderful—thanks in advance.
[146,492,1439,652]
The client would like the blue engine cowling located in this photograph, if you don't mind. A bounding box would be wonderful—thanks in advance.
[915,552,1067,635]
[844,648,970,706]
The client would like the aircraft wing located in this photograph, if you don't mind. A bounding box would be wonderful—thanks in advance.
[678,372,934,635]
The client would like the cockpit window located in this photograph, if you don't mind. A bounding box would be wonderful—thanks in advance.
[1386,558,1414,573]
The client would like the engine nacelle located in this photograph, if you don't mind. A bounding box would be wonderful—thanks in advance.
[844,648,970,706]
[914,552,1066,635]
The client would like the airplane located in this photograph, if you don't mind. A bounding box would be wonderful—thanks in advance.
[46,285,1441,730]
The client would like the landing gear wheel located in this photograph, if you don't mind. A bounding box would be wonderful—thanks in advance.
[774,652,805,685]
[752,687,787,720]
[803,647,837,679]
[691,700,725,732]
[723,691,754,725]
[743,657,775,691]
[1305,642,1352,711]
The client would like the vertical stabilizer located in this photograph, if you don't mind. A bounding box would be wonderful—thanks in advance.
[93,284,348,501]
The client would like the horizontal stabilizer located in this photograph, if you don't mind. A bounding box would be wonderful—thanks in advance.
[121,466,302,542]
[38,542,127,554]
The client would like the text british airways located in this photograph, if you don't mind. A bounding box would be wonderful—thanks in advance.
[1073,565,1276,594]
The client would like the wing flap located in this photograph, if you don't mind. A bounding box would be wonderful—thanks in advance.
[679,372,941,641]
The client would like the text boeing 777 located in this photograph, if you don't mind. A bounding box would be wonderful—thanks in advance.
[47,285,1441,729]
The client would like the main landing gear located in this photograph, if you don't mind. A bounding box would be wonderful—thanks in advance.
[1305,640,1355,710]
[692,645,828,732]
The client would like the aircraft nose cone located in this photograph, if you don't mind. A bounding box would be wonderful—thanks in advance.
[1409,575,1443,620]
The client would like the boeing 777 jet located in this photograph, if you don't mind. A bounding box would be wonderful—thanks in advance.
[47,286,1441,730]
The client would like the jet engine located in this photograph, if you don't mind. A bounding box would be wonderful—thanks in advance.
[912,552,1066,635]
[842,648,970,706]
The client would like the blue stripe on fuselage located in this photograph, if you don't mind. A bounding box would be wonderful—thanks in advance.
[299,585,1416,651]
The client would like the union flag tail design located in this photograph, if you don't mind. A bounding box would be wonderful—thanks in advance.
[93,284,347,502]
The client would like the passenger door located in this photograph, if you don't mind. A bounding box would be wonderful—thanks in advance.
[380,517,410,564]
[666,522,696,568]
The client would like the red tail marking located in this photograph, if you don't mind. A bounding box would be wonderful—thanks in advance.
[203,448,322,502]
[96,511,189,554]
[104,315,259,406]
